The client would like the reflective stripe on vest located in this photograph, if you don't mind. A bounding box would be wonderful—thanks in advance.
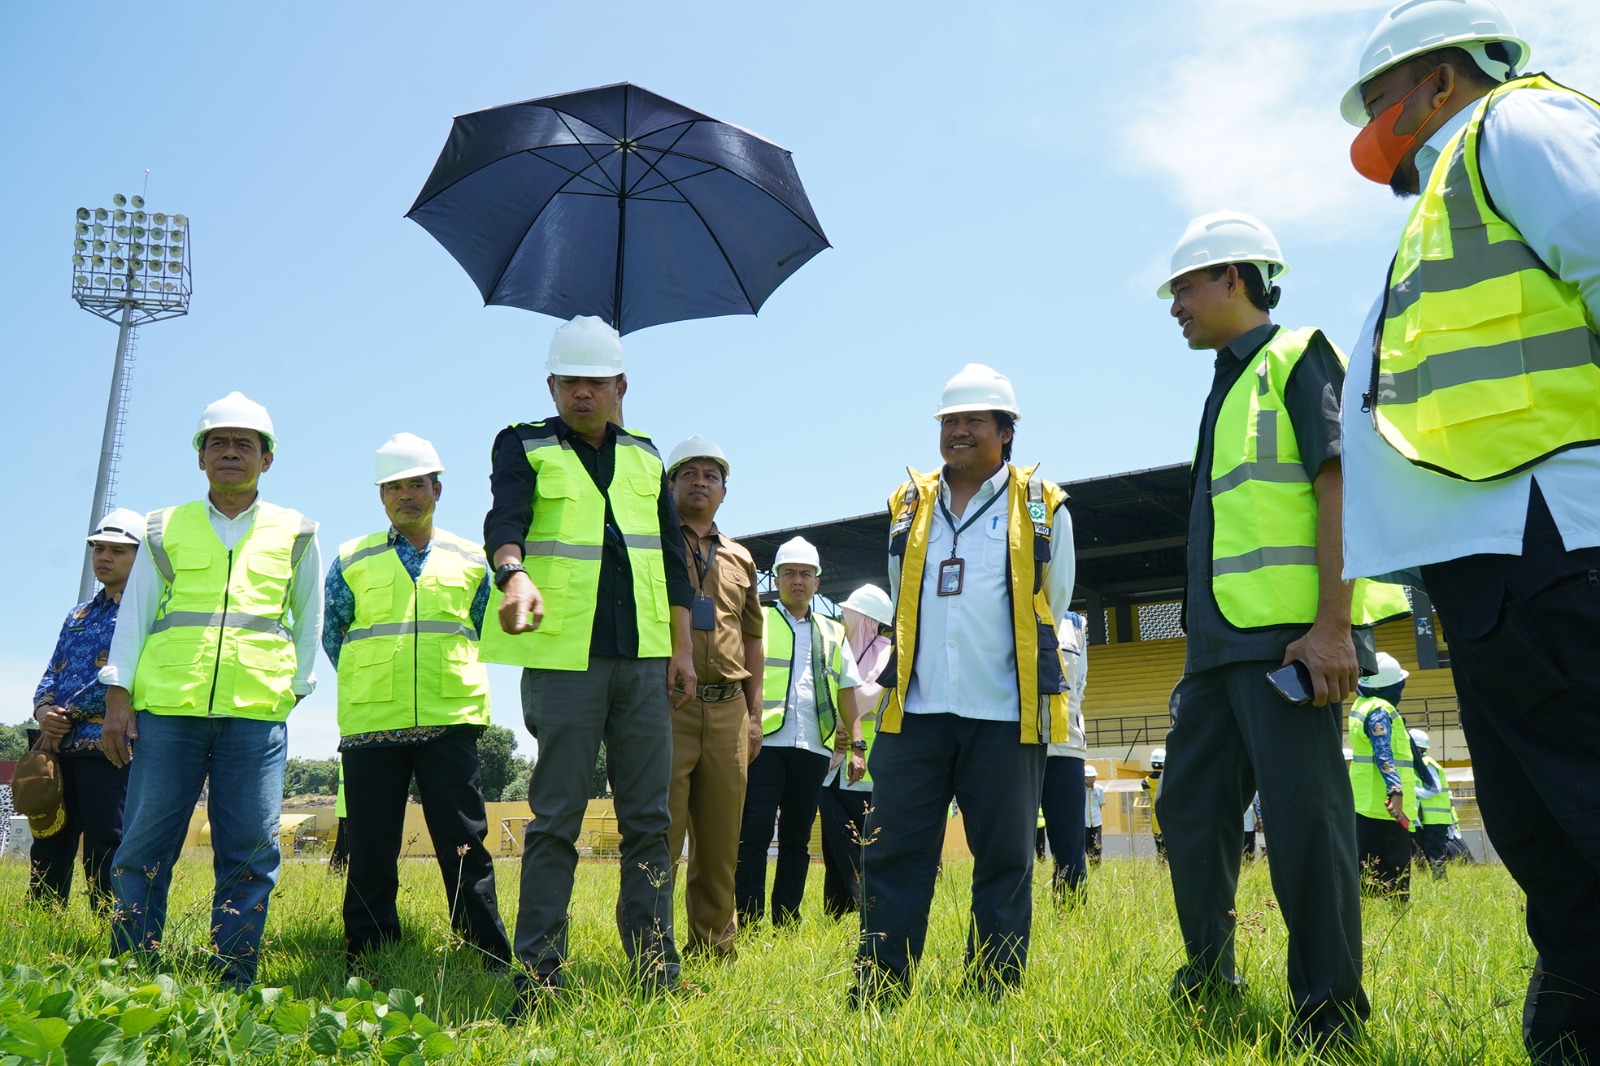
[133,500,314,721]
[1347,696,1419,823]
[1210,326,1412,629]
[335,528,491,735]
[478,422,672,670]
[761,605,842,743]
[882,464,1071,745]
[1372,75,1600,482]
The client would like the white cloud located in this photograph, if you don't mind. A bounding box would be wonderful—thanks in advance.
[1113,0,1600,245]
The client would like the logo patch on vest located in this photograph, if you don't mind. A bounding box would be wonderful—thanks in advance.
[1027,501,1047,524]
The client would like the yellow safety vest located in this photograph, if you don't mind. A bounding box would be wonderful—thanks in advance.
[1348,695,1419,824]
[1372,75,1600,482]
[853,654,889,787]
[883,464,1070,745]
[761,605,844,744]
[134,500,315,721]
[1416,755,1455,826]
[334,529,491,735]
[480,422,672,670]
[1211,326,1412,629]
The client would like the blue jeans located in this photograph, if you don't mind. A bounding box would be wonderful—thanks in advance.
[110,712,288,987]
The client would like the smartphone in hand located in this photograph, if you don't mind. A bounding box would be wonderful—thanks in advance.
[1266,661,1314,705]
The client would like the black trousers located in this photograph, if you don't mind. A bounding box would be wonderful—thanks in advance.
[1039,756,1088,895]
[1086,826,1103,863]
[857,713,1047,993]
[1354,814,1412,901]
[341,729,511,967]
[1415,823,1449,878]
[29,754,127,907]
[818,779,872,918]
[1158,661,1368,1034]
[1422,486,1600,1064]
[735,745,829,925]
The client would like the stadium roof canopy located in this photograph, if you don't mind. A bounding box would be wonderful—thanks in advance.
[736,462,1191,639]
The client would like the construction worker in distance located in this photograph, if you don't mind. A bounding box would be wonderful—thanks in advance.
[1340,2,1600,1056]
[1039,612,1091,903]
[323,433,512,972]
[1083,765,1105,864]
[662,435,765,959]
[482,316,695,1019]
[735,536,864,928]
[28,508,144,909]
[817,583,893,919]
[853,363,1076,1004]
[98,391,323,989]
[1348,653,1419,902]
[1408,729,1454,881]
[1154,212,1412,1048]
[1141,748,1166,860]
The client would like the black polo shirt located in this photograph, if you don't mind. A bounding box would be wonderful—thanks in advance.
[484,418,692,659]
[1182,323,1378,675]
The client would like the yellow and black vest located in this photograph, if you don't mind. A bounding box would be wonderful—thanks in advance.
[135,500,316,721]
[480,422,672,670]
[883,464,1070,745]
[335,529,491,735]
[1210,326,1412,630]
[1348,695,1419,824]
[761,605,845,744]
[1371,75,1600,481]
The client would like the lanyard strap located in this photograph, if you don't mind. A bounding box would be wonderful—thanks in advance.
[938,486,1005,558]
[689,534,718,587]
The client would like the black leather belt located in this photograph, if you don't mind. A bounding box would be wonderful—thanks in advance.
[697,682,744,702]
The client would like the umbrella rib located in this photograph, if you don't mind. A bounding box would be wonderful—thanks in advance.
[623,121,698,197]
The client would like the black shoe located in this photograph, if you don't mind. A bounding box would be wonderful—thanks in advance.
[503,973,564,1027]
[1169,966,1247,1006]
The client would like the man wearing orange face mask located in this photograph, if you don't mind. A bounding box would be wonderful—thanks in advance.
[1340,2,1600,1062]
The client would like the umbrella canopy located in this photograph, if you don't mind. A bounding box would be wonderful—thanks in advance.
[408,82,830,335]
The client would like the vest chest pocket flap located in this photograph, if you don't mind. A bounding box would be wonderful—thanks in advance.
[1413,279,1530,432]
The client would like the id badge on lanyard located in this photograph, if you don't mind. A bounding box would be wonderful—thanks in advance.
[936,488,1003,597]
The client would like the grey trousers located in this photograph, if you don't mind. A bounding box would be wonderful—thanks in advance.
[515,657,679,987]
[1157,661,1369,1029]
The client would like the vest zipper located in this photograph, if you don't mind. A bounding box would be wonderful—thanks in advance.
[412,576,420,728]
[1364,257,1397,418]
[206,549,234,714]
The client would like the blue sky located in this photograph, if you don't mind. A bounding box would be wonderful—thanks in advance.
[5,1,1594,758]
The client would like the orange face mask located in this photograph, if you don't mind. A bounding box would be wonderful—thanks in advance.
[1350,75,1449,185]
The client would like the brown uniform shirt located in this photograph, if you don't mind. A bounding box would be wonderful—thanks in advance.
[682,523,763,684]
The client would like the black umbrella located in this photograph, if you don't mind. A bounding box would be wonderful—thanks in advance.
[407,82,829,335]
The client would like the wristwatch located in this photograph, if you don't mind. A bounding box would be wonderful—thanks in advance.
[493,562,527,590]
[850,739,867,751]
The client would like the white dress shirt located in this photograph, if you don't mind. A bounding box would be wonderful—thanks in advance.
[1085,784,1105,829]
[101,497,324,703]
[888,466,1077,722]
[765,602,862,754]
[1342,88,1600,582]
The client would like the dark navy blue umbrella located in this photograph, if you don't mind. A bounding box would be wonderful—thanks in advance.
[407,82,829,335]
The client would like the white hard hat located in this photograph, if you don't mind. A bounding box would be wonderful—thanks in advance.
[193,391,276,452]
[1408,727,1431,750]
[87,507,146,546]
[666,436,730,479]
[773,536,821,574]
[839,584,894,627]
[1158,210,1288,299]
[374,432,444,485]
[1084,765,1098,780]
[1363,651,1411,688]
[1340,0,1528,126]
[547,315,625,377]
[935,363,1021,421]
[1150,747,1166,768]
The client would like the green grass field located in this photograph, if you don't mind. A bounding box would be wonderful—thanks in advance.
[0,850,1532,1064]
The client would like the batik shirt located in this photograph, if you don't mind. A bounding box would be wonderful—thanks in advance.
[35,589,123,756]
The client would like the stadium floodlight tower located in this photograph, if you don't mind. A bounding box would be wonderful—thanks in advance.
[70,193,192,599]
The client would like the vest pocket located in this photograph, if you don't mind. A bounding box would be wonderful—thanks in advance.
[1035,619,1068,696]
[232,640,294,711]
[341,643,395,703]
[438,644,489,698]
